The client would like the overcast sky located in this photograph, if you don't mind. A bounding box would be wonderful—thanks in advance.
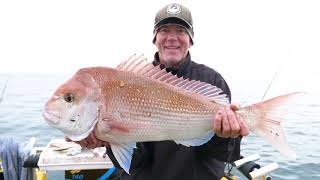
[1,0,320,96]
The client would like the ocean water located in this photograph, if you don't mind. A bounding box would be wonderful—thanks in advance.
[0,73,319,179]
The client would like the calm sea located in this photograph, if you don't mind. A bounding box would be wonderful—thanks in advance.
[0,73,319,179]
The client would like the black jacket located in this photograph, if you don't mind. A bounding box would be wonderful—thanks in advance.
[106,52,241,180]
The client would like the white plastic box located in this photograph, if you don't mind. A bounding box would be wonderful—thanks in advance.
[38,139,113,171]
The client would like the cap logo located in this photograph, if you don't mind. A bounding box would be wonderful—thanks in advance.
[166,4,181,14]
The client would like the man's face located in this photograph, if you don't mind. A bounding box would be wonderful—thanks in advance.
[154,24,191,68]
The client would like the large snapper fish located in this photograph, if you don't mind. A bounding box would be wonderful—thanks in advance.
[43,55,299,173]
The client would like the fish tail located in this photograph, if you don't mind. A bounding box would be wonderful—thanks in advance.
[242,92,304,159]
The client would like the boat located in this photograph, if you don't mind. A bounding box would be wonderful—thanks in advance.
[0,138,277,180]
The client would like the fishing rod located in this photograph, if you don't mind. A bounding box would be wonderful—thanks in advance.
[238,69,280,107]
[0,79,8,103]
[260,71,279,102]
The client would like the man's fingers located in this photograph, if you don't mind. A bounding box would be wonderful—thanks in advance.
[64,130,109,149]
[213,104,249,138]
[77,139,88,147]
[236,114,250,136]
[102,141,110,147]
[226,108,241,138]
[230,103,240,111]
[221,107,231,137]
[86,130,95,148]
[213,110,223,136]
[78,131,110,148]
[89,133,97,146]
[88,132,102,148]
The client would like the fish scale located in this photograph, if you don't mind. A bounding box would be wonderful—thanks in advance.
[103,81,214,141]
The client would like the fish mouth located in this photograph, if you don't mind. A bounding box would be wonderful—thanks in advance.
[43,111,60,125]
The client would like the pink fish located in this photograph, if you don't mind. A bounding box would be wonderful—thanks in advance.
[43,55,300,173]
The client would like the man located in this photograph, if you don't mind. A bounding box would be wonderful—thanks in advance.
[104,3,249,180]
[71,3,249,180]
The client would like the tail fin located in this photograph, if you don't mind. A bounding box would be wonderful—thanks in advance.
[243,92,304,159]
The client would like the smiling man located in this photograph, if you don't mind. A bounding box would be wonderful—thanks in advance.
[105,3,249,180]
[154,24,190,68]
[152,3,194,69]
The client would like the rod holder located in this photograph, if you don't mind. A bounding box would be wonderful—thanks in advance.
[249,162,279,179]
[234,154,260,167]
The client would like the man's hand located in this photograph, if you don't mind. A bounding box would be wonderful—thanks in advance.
[213,104,249,138]
[65,130,109,149]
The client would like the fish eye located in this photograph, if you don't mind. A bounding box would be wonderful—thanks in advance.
[64,93,75,103]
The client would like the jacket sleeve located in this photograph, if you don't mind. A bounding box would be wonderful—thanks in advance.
[195,71,241,162]
[196,135,241,162]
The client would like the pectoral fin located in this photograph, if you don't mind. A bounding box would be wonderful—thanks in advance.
[110,142,136,174]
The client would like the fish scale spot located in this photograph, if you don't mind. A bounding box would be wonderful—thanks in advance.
[119,81,125,87]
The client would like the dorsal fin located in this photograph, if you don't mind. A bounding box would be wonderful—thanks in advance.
[116,54,149,73]
[116,54,229,104]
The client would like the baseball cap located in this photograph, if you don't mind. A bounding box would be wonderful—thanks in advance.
[153,3,194,44]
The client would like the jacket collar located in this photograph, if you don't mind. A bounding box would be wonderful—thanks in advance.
[152,52,191,77]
